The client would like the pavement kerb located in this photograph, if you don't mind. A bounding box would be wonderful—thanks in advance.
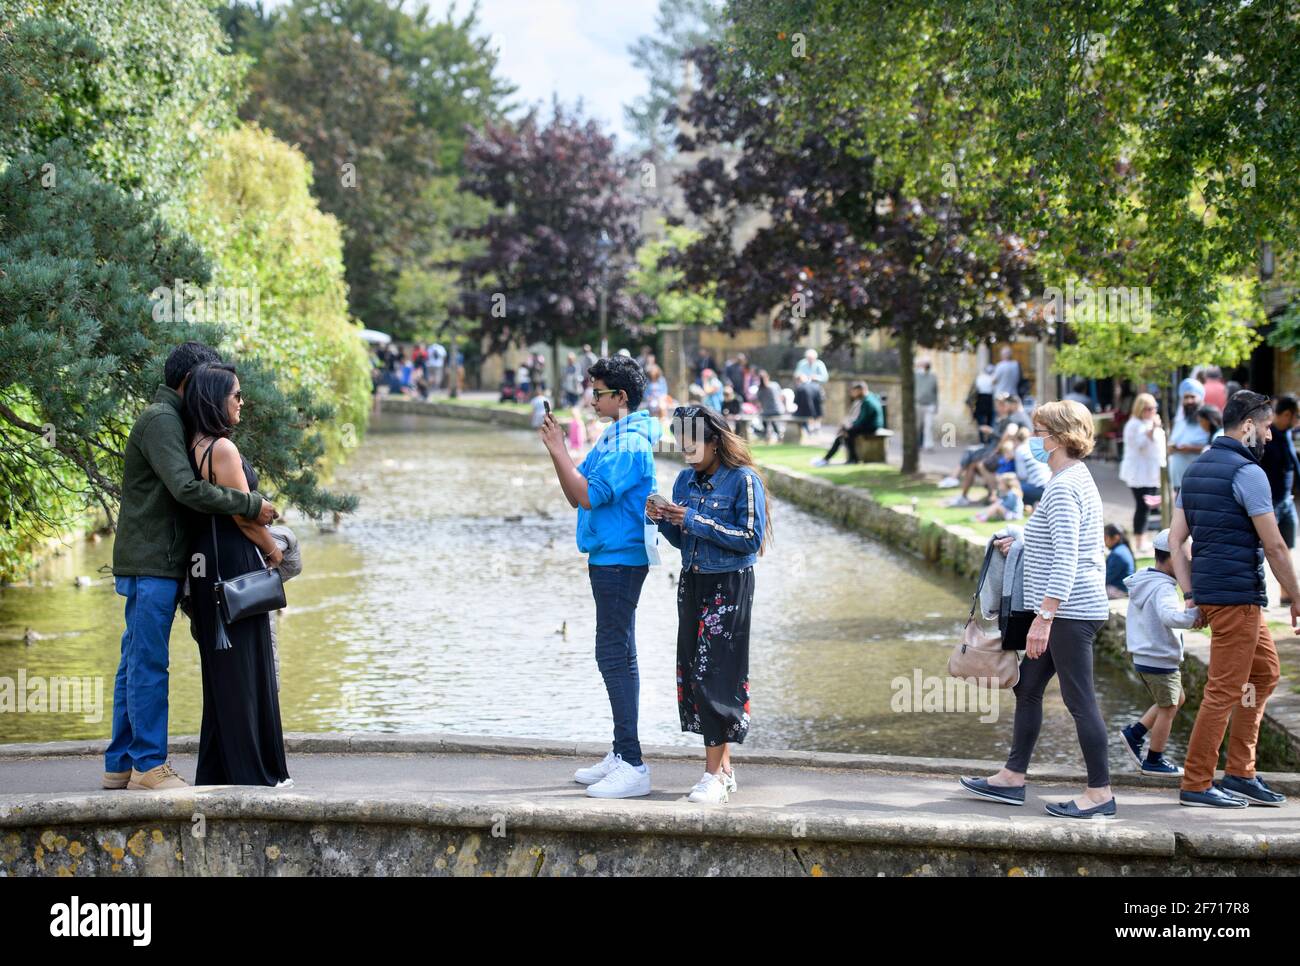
[4,733,1299,796]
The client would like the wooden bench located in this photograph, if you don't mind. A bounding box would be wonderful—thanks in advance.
[851,427,895,463]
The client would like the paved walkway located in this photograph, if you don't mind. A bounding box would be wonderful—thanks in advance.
[3,752,1298,830]
[4,737,1299,842]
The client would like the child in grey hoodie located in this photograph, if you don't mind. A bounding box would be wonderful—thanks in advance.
[1119,529,1199,775]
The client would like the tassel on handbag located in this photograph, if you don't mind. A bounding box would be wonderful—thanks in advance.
[213,612,234,651]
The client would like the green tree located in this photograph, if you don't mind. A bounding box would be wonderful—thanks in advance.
[457,103,650,366]
[0,4,362,576]
[625,0,726,156]
[630,222,723,328]
[377,174,496,342]
[1055,278,1262,385]
[186,124,372,468]
[274,0,517,173]
[213,0,282,63]
[724,0,1299,336]
[0,0,243,212]
[241,23,438,331]
[0,151,355,577]
[671,45,1038,473]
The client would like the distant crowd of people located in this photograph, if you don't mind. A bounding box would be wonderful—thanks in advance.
[373,341,463,401]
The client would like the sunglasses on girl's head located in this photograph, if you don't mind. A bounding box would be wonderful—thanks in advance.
[673,406,703,418]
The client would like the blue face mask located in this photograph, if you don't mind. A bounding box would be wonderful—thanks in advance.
[1028,435,1053,464]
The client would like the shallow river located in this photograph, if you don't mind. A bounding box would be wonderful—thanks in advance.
[0,412,1188,766]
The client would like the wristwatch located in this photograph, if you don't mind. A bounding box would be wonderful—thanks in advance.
[1037,607,1056,622]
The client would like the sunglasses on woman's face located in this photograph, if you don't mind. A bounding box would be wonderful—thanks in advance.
[230,390,243,402]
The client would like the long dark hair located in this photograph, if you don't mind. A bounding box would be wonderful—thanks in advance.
[672,405,773,554]
[183,362,239,440]
[1104,523,1133,557]
[1196,404,1223,433]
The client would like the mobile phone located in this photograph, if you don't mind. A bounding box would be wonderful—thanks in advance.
[543,399,551,415]
[647,493,673,510]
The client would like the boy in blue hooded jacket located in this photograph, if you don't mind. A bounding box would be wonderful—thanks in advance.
[540,355,661,798]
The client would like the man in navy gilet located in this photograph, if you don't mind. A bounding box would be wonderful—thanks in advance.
[1168,390,1298,808]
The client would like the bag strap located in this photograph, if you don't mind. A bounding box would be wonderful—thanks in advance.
[968,539,999,623]
[197,438,223,582]
[199,438,270,577]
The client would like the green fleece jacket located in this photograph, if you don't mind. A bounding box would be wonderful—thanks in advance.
[112,386,263,579]
[853,392,884,432]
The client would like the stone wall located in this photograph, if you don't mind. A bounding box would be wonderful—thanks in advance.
[5,794,1296,876]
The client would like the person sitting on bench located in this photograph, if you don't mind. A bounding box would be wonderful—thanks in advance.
[813,381,882,465]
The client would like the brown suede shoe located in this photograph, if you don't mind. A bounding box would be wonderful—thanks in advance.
[102,770,131,790]
[127,762,189,790]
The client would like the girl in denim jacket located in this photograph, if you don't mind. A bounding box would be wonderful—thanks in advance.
[647,406,771,805]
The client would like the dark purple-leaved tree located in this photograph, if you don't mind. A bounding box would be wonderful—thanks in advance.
[669,46,1041,474]
[458,102,650,376]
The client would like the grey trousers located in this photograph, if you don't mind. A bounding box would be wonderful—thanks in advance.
[1006,617,1110,787]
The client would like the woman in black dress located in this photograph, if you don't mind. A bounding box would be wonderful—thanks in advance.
[183,363,291,787]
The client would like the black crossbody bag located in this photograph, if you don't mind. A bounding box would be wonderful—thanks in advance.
[199,439,286,628]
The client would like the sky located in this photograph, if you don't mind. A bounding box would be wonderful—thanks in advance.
[427,1,660,146]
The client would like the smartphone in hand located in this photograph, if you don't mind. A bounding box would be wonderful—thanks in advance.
[544,399,551,415]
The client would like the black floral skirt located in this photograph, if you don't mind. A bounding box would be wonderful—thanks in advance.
[676,566,753,745]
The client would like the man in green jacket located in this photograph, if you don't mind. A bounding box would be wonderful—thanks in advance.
[104,342,279,791]
[813,381,884,465]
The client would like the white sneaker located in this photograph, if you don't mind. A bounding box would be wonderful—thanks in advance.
[687,771,729,805]
[810,457,829,467]
[719,767,737,794]
[585,759,651,799]
[574,751,620,785]
[275,777,294,789]
[938,476,960,488]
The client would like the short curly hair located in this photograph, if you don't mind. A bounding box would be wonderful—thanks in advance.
[1033,400,1095,459]
[587,355,645,410]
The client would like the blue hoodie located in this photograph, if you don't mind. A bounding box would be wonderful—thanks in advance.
[576,409,661,565]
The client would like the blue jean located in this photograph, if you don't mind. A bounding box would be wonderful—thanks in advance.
[104,576,180,773]
[1275,497,1296,550]
[588,564,648,766]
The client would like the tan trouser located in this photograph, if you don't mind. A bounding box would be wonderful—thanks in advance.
[1181,604,1280,791]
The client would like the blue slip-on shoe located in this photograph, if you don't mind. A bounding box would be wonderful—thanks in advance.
[1218,775,1286,807]
[1119,725,1145,768]
[959,776,1026,806]
[1140,754,1184,776]
[1180,786,1250,808]
[1044,797,1117,820]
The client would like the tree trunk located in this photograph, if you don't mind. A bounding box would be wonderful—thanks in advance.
[899,331,918,475]
[552,336,562,403]
[447,330,459,399]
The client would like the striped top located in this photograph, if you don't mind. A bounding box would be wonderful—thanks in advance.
[1020,461,1109,619]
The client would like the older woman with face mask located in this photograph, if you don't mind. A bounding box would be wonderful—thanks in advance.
[960,400,1114,819]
